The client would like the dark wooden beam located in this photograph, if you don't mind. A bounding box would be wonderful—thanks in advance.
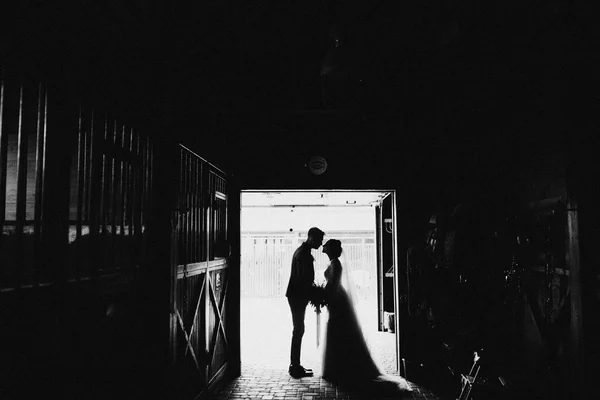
[566,161,584,399]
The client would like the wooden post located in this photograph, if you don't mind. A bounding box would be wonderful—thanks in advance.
[41,81,78,378]
[375,204,384,332]
[391,191,402,377]
[228,172,241,377]
[566,158,583,399]
[142,135,176,374]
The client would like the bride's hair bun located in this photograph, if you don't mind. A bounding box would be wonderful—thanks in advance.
[324,239,342,255]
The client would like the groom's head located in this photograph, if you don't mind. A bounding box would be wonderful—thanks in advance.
[306,227,325,249]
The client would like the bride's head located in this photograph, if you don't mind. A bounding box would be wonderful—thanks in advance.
[322,239,342,260]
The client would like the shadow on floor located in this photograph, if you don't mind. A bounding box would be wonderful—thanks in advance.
[233,297,451,400]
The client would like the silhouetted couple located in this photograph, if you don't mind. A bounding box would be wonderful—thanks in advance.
[285,227,412,395]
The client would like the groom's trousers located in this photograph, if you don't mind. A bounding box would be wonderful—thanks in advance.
[288,297,309,366]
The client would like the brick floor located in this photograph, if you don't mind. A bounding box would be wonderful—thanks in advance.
[216,365,446,400]
[214,299,450,400]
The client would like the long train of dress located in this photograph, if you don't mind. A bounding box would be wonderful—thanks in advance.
[321,259,412,396]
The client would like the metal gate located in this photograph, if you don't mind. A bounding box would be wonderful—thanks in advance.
[170,144,230,399]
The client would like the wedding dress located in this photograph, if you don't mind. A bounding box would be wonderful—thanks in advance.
[321,258,412,395]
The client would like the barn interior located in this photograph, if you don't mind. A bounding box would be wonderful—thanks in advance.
[1,1,599,400]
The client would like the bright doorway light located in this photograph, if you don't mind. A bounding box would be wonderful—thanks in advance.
[239,190,396,374]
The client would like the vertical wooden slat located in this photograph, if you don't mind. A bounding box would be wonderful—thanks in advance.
[127,128,134,244]
[194,158,200,261]
[390,192,402,375]
[142,135,150,229]
[194,160,199,261]
[14,84,27,289]
[108,117,116,237]
[223,179,228,250]
[89,110,101,278]
[139,133,146,233]
[179,148,184,266]
[120,124,126,259]
[105,117,114,272]
[99,114,108,237]
[214,174,218,260]
[147,135,152,227]
[186,152,192,263]
[186,152,191,264]
[110,119,117,234]
[0,77,6,238]
[147,135,152,221]
[220,178,224,247]
[135,131,142,240]
[181,151,186,265]
[121,127,128,238]
[224,179,227,241]
[119,126,126,251]
[190,157,196,262]
[219,176,225,255]
[116,125,124,270]
[189,153,194,264]
[80,108,91,278]
[188,153,193,263]
[376,205,384,330]
[132,131,140,240]
[187,155,196,262]
[197,160,201,262]
[180,151,188,264]
[110,120,118,268]
[200,161,205,262]
[209,172,213,261]
[205,203,211,383]
[33,84,47,286]
[207,171,211,261]
[176,147,181,266]
[75,105,84,241]
[85,109,93,225]
[182,148,187,266]
[567,195,583,397]
[214,176,218,259]
[217,178,222,245]
[75,105,85,280]
[190,155,195,262]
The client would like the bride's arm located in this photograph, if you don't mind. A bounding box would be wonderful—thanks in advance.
[325,260,342,294]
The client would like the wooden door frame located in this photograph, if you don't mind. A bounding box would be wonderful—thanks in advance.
[373,190,401,375]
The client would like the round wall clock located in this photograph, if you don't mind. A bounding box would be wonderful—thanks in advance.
[307,155,328,175]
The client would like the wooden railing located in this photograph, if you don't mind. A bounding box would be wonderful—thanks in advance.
[0,74,154,291]
[0,76,48,290]
[65,106,153,281]
[0,70,157,395]
[171,144,230,396]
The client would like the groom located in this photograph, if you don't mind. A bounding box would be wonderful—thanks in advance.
[285,227,325,378]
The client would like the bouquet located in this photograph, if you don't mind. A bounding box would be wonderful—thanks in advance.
[309,282,327,348]
[309,282,327,313]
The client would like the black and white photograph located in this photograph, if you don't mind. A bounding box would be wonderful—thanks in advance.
[0,1,597,399]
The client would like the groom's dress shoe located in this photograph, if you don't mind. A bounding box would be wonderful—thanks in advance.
[289,365,313,378]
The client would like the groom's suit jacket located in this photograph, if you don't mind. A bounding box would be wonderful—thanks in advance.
[285,242,315,301]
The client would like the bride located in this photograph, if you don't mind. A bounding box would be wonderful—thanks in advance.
[320,239,412,396]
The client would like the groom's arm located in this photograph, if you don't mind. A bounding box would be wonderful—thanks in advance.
[290,251,315,293]
[297,254,315,288]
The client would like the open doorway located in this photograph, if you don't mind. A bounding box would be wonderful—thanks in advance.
[239,190,400,375]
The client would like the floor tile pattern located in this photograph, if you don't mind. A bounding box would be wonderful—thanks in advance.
[214,299,449,400]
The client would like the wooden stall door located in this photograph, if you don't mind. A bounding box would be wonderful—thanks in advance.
[169,144,232,399]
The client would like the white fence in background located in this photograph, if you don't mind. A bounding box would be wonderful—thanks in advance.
[241,232,376,300]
